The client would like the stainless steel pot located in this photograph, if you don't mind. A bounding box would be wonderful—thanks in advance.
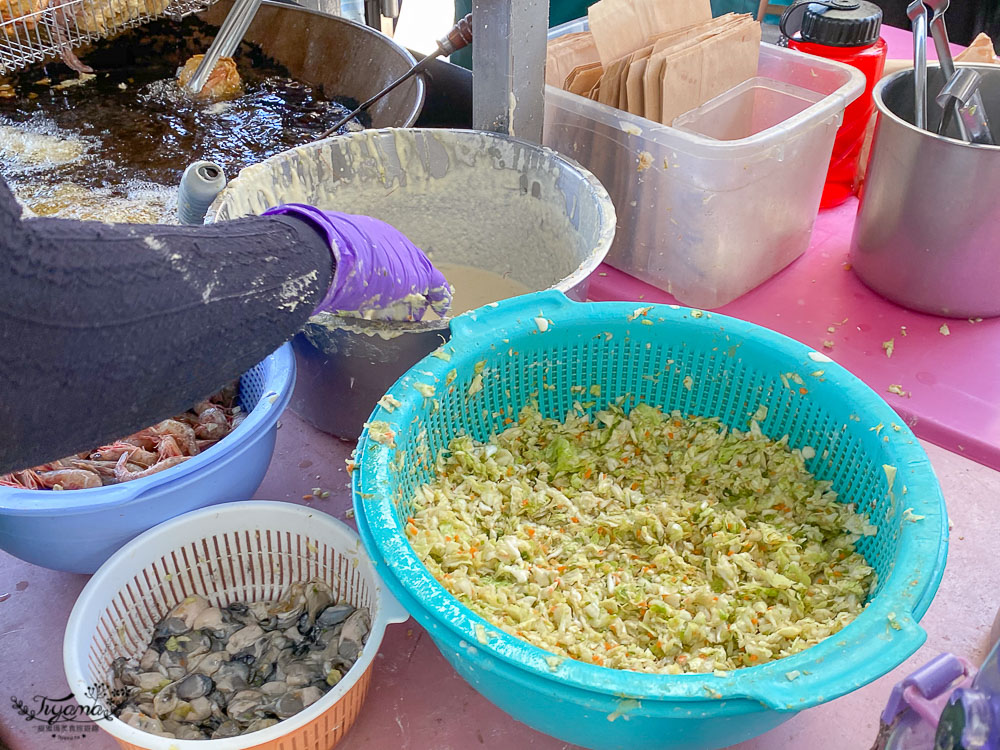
[210,128,616,440]
[850,64,1000,318]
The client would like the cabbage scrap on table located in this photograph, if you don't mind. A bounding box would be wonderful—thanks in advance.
[408,403,876,674]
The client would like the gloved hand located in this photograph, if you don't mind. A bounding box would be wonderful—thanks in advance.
[263,203,452,320]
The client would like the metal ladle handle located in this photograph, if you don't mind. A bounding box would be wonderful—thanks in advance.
[313,13,473,141]
[907,0,928,131]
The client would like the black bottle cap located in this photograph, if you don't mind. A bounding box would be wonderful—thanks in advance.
[780,0,883,47]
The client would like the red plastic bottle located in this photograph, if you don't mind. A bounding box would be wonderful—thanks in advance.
[782,0,887,209]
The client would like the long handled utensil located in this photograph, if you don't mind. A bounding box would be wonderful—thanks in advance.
[183,0,263,96]
[907,0,929,131]
[314,13,473,141]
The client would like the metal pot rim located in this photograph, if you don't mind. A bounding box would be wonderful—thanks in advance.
[875,63,1000,151]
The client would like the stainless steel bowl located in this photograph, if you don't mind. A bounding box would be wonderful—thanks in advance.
[210,128,616,439]
[850,64,1000,318]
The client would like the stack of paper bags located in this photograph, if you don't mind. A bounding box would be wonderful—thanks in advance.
[545,0,761,127]
[547,30,602,94]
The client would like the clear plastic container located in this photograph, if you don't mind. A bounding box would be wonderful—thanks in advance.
[672,77,825,141]
[544,21,865,309]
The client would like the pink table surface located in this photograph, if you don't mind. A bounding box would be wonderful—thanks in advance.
[587,196,1000,472]
[1,410,998,750]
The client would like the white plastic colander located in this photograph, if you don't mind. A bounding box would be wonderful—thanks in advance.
[63,501,408,750]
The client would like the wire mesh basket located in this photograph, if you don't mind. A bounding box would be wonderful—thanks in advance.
[0,0,216,73]
[353,290,949,750]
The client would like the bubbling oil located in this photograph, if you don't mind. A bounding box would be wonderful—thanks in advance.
[0,16,366,223]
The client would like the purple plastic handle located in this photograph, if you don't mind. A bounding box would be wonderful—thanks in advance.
[950,636,1000,749]
[882,653,977,727]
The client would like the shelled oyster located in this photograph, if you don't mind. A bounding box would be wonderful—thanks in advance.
[110,579,370,739]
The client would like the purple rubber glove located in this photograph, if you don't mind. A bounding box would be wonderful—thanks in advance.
[263,203,452,320]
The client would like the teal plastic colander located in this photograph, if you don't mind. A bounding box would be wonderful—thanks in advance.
[353,291,947,750]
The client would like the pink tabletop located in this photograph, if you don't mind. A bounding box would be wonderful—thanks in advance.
[587,199,1000,471]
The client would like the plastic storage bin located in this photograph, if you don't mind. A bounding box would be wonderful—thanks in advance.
[672,77,825,140]
[544,21,865,309]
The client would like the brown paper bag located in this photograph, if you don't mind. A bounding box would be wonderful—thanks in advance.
[587,77,602,101]
[588,0,646,67]
[623,45,653,114]
[956,33,1000,64]
[642,15,746,121]
[626,50,652,116]
[617,45,649,110]
[546,32,601,88]
[589,0,717,68]
[632,0,712,44]
[566,62,604,97]
[598,55,628,106]
[658,18,760,125]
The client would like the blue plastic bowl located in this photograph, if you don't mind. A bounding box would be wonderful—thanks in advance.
[0,344,294,573]
[353,291,948,750]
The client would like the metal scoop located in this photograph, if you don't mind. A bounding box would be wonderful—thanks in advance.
[924,0,994,144]
[936,68,988,143]
[907,0,929,130]
[183,0,263,96]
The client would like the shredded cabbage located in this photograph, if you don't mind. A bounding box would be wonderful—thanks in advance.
[408,403,876,674]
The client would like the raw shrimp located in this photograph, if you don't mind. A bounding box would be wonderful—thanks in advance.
[90,442,157,466]
[114,454,189,482]
[195,406,229,440]
[152,420,199,456]
[155,435,184,460]
[36,469,101,490]
[0,381,241,491]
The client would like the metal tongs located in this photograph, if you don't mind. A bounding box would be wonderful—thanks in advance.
[183,0,263,96]
[909,0,994,144]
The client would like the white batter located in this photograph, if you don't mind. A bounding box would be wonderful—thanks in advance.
[431,262,534,318]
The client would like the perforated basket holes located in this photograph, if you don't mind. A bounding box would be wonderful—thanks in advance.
[85,529,373,703]
[384,319,901,596]
[238,360,268,413]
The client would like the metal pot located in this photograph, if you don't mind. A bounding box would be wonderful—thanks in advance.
[198,0,424,129]
[210,128,616,440]
[850,64,1000,318]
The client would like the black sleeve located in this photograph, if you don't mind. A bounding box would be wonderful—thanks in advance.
[0,178,333,475]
